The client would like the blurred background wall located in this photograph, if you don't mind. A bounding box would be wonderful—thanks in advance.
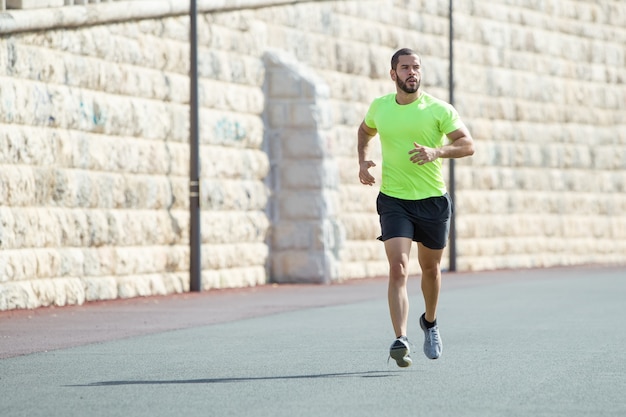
[0,0,624,310]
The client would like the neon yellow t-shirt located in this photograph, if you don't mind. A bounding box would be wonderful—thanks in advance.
[364,92,465,200]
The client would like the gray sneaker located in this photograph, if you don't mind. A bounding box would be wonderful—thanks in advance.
[389,336,412,368]
[420,315,442,359]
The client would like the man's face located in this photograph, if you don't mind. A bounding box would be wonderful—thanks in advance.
[391,54,421,94]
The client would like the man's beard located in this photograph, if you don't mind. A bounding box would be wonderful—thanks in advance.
[397,77,420,94]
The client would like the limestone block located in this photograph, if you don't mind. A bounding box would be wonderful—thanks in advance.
[0,281,39,310]
[0,167,34,207]
[207,15,268,56]
[272,221,316,251]
[610,217,626,239]
[422,57,448,89]
[0,249,57,283]
[290,101,330,129]
[80,247,116,277]
[456,215,496,239]
[32,277,85,307]
[272,219,342,251]
[202,211,269,244]
[202,266,266,290]
[338,213,380,241]
[338,257,389,279]
[201,179,269,211]
[2,45,64,86]
[339,184,379,212]
[148,202,187,239]
[200,110,264,148]
[115,273,186,299]
[112,246,171,276]
[198,49,263,86]
[203,147,269,180]
[339,240,386,263]
[140,37,189,74]
[330,100,366,126]
[169,180,189,210]
[271,249,337,284]
[333,41,371,77]
[107,210,184,246]
[160,272,187,294]
[267,102,290,128]
[593,146,626,170]
[0,250,37,281]
[277,190,337,220]
[202,242,269,270]
[467,168,500,191]
[457,256,495,272]
[455,191,507,216]
[116,274,166,298]
[278,129,331,159]
[281,159,338,190]
[267,68,305,98]
[121,246,179,276]
[0,277,85,310]
[23,82,176,139]
[32,249,63,277]
[199,79,264,114]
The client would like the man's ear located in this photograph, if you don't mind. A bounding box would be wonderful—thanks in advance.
[390,69,396,81]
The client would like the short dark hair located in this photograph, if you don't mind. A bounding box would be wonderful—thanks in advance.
[391,48,420,70]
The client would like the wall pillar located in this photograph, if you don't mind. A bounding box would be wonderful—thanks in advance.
[263,49,343,284]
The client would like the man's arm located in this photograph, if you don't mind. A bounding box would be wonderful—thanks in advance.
[409,126,475,165]
[358,121,378,186]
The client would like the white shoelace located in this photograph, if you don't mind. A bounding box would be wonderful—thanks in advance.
[428,327,440,345]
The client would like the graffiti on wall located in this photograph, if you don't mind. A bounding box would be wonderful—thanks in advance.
[214,117,246,143]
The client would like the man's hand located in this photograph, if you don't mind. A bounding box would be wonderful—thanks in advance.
[409,142,440,165]
[359,160,377,185]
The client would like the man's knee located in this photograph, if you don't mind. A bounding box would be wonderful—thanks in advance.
[419,259,441,279]
[417,244,443,278]
[389,261,409,281]
[420,264,440,279]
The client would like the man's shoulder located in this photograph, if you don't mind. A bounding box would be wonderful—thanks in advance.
[371,93,396,104]
[420,92,452,108]
[419,92,458,119]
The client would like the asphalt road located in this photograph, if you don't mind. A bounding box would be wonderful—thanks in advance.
[1,266,625,417]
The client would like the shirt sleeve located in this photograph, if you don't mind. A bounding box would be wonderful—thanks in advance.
[364,98,380,129]
[439,103,465,134]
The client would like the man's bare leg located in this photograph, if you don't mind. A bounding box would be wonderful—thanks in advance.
[417,243,443,322]
[385,237,414,367]
[417,242,444,359]
[384,237,413,337]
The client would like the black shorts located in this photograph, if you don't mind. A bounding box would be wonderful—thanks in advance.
[376,192,453,250]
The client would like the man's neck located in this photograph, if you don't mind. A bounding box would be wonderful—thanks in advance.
[395,89,422,105]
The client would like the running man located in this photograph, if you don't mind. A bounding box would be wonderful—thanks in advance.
[357,48,475,367]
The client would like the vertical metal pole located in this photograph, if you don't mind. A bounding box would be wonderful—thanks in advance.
[189,0,202,292]
[448,0,457,272]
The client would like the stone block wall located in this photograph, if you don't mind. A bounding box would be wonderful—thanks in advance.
[0,20,193,309]
[452,0,626,270]
[0,6,272,309]
[0,0,624,310]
